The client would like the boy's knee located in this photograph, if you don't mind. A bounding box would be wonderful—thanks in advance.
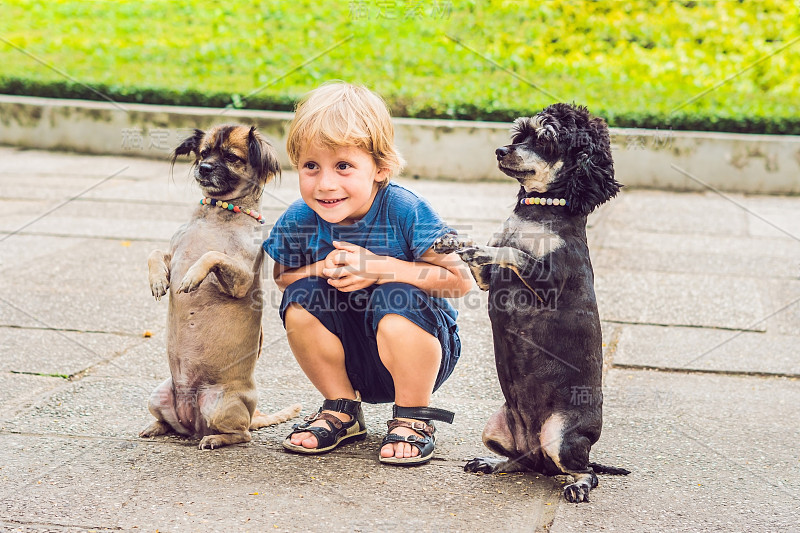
[376,313,437,342]
[284,302,316,326]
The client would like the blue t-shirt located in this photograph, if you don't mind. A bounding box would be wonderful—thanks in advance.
[263,182,458,321]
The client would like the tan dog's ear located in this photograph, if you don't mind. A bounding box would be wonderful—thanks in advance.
[171,128,205,169]
[247,127,281,184]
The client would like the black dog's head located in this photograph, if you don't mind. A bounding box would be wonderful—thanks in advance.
[496,103,621,216]
[172,124,281,200]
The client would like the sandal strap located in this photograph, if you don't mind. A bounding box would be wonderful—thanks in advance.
[382,432,432,446]
[387,418,434,437]
[314,412,344,430]
[322,397,362,417]
[393,405,455,424]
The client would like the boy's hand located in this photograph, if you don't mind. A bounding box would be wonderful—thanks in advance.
[323,241,392,292]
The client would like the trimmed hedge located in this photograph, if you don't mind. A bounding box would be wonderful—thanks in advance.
[1,0,798,134]
[4,75,798,135]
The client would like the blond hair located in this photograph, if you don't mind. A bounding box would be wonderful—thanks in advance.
[286,82,405,185]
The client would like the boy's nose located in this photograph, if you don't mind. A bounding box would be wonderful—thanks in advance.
[318,171,338,190]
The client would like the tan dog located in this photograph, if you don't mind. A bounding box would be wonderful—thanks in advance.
[140,125,300,450]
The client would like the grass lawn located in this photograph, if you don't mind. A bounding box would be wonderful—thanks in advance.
[1,0,798,133]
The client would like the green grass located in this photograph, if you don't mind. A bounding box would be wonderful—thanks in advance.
[1,0,799,133]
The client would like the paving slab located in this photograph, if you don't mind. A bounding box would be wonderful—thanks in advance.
[550,369,800,533]
[744,204,800,240]
[595,226,800,260]
[0,238,168,334]
[0,430,559,532]
[0,235,90,273]
[613,324,800,376]
[0,206,182,242]
[0,146,166,178]
[604,190,750,237]
[0,371,67,423]
[761,279,800,337]
[0,327,144,377]
[595,270,767,331]
[592,229,800,279]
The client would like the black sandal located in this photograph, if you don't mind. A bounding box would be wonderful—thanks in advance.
[379,405,454,466]
[282,397,366,455]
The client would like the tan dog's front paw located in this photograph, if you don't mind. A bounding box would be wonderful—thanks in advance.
[177,266,206,293]
[150,278,169,301]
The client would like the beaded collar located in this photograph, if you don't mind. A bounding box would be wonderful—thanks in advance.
[200,197,264,224]
[519,197,569,207]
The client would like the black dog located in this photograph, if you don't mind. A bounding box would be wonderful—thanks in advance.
[434,103,627,502]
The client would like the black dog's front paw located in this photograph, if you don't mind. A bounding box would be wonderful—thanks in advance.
[563,481,591,503]
[464,456,502,474]
[433,233,473,254]
[457,246,494,267]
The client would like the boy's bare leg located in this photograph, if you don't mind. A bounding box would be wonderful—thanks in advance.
[284,303,357,449]
[376,314,442,459]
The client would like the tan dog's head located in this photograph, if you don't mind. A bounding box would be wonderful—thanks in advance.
[172,125,280,200]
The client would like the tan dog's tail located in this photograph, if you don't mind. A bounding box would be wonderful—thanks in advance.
[250,403,302,430]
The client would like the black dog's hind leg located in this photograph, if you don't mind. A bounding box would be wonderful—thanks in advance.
[549,432,599,503]
[465,405,528,473]
[464,456,527,474]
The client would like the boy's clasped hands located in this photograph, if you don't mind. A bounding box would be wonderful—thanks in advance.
[323,241,390,292]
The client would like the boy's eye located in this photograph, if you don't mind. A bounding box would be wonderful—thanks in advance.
[303,162,318,170]
[336,162,352,171]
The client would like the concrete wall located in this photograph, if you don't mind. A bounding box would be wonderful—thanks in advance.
[1,95,799,193]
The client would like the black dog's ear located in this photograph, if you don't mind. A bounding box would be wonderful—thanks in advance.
[171,128,205,168]
[248,126,281,183]
[553,115,621,216]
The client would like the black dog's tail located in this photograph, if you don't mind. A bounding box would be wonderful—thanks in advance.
[589,462,630,475]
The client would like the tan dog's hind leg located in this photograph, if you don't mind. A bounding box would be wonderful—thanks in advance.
[148,250,171,301]
[197,388,255,450]
[140,420,173,438]
[177,251,254,298]
[140,377,191,438]
[250,403,302,430]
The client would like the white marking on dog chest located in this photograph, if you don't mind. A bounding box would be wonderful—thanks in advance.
[492,215,565,258]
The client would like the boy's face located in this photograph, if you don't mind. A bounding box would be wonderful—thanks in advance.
[297,143,388,225]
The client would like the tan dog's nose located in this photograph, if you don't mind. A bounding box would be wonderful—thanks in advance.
[496,146,510,160]
[199,162,213,176]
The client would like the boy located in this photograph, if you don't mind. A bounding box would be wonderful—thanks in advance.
[264,82,472,465]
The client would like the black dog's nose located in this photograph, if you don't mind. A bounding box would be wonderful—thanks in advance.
[496,146,510,160]
[198,162,213,177]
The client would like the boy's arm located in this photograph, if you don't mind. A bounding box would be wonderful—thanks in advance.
[382,247,474,298]
[273,260,327,291]
[324,241,473,298]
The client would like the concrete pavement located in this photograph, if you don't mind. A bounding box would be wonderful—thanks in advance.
[0,146,798,532]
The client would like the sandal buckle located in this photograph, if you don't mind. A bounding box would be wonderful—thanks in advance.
[410,421,429,432]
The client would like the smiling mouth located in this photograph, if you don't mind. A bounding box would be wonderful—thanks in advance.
[318,198,346,207]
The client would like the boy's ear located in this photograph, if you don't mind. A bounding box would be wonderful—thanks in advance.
[374,166,390,181]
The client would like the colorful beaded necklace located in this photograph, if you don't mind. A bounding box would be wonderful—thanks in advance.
[200,197,264,224]
[519,197,569,207]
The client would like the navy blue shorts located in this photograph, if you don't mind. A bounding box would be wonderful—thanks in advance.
[279,277,461,404]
